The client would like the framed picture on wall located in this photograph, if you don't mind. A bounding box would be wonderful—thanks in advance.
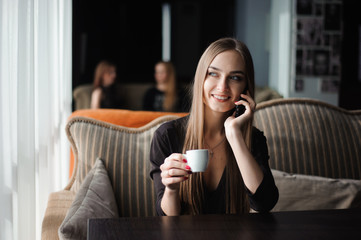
[314,3,323,16]
[296,49,314,76]
[330,53,341,76]
[320,78,339,93]
[297,18,323,46]
[324,3,341,31]
[297,0,313,15]
[331,34,341,52]
[323,34,330,46]
[313,50,329,76]
[295,78,304,92]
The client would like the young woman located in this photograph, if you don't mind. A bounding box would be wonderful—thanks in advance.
[143,61,183,112]
[91,60,122,109]
[150,38,278,215]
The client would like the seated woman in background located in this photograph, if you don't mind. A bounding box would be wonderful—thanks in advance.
[143,61,187,112]
[149,38,278,216]
[91,60,122,109]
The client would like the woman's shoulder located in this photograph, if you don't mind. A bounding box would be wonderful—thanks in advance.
[91,87,102,100]
[155,116,188,137]
[92,87,102,94]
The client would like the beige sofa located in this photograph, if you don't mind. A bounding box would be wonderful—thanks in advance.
[41,98,361,239]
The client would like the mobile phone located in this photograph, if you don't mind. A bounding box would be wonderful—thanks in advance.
[235,97,246,117]
[234,87,248,117]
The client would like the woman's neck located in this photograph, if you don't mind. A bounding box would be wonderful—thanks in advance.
[203,107,228,139]
[102,82,113,88]
[156,82,168,92]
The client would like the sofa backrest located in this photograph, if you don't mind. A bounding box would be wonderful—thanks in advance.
[66,115,182,217]
[73,84,93,110]
[67,109,188,178]
[73,83,154,110]
[254,98,361,180]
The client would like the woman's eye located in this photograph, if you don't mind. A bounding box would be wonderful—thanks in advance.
[230,75,242,81]
[208,72,217,77]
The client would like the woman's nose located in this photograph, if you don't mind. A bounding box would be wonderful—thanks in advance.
[217,77,229,92]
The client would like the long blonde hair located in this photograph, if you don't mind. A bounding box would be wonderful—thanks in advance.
[180,38,255,214]
[155,61,177,111]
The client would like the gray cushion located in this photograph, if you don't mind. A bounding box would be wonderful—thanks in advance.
[58,158,118,240]
[272,169,361,211]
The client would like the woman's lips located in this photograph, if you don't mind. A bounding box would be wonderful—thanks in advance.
[212,94,231,102]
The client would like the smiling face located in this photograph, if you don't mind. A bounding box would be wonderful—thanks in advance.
[203,50,247,114]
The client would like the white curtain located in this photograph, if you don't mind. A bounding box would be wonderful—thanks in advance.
[0,0,72,239]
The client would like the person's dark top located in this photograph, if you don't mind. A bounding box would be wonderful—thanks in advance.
[149,116,279,216]
[100,83,123,109]
[143,87,190,112]
[143,87,165,111]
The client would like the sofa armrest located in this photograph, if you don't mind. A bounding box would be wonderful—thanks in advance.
[41,190,76,240]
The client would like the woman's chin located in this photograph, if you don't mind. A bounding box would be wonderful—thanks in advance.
[205,106,234,114]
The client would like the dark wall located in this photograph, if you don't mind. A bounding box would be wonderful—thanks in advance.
[339,0,361,110]
[171,1,235,83]
[72,0,162,89]
[72,0,235,89]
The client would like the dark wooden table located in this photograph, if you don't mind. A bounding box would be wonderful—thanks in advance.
[88,208,361,240]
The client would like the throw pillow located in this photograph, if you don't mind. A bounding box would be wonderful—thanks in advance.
[272,169,361,212]
[59,158,118,240]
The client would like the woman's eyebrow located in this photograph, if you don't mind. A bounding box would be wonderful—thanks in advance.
[208,66,245,75]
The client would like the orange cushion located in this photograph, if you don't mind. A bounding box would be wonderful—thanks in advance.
[68,109,188,178]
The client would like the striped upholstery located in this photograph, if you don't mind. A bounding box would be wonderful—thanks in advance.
[65,115,181,217]
[254,98,361,179]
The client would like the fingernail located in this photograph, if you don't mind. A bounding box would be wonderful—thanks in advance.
[184,176,189,180]
[185,165,191,170]
[183,159,187,163]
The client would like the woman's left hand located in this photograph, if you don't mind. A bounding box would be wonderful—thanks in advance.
[224,91,256,136]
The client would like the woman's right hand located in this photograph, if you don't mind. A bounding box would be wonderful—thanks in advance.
[160,153,191,191]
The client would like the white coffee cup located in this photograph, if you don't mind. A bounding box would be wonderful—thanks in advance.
[183,149,209,172]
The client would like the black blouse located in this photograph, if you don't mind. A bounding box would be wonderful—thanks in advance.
[143,87,165,111]
[149,116,279,215]
[100,84,123,109]
[142,87,190,112]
